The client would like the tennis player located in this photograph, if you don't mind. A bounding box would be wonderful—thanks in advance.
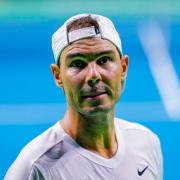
[5,14,163,180]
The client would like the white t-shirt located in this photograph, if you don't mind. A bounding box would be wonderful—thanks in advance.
[5,118,163,180]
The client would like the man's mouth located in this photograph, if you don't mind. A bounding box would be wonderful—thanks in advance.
[82,92,107,100]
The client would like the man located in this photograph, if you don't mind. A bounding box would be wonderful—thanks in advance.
[5,14,163,180]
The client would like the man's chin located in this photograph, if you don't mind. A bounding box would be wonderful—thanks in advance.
[80,105,113,116]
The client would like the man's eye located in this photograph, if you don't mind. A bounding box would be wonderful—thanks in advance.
[97,57,111,65]
[70,60,86,68]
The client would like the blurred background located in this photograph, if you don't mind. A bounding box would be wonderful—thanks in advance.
[0,0,180,179]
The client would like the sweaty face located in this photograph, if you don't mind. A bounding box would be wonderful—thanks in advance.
[59,38,126,115]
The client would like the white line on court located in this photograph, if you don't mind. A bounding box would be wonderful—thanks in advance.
[138,21,180,120]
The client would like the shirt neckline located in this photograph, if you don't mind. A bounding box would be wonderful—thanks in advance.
[56,118,125,168]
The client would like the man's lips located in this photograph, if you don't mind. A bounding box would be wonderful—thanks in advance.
[82,92,107,99]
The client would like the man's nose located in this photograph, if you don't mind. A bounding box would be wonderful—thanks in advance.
[85,62,102,86]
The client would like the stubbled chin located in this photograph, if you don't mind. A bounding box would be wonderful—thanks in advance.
[80,103,114,116]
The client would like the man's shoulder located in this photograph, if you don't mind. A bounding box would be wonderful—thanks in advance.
[115,118,160,143]
[5,122,64,180]
[115,117,153,132]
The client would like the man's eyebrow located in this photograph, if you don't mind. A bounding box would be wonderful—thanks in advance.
[66,53,87,59]
[66,50,116,59]
[94,50,116,57]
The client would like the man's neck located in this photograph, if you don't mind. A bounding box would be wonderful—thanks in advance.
[60,107,117,159]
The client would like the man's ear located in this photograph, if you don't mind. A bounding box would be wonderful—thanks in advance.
[121,55,129,81]
[50,64,63,87]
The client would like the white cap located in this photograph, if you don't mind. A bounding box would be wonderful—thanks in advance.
[52,13,123,64]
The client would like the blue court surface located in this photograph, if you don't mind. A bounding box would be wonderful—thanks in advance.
[0,14,180,180]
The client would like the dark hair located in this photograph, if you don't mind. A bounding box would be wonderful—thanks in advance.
[67,15,100,34]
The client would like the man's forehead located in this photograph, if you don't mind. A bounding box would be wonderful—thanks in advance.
[62,38,118,57]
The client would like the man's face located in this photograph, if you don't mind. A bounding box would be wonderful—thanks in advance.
[52,38,128,115]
